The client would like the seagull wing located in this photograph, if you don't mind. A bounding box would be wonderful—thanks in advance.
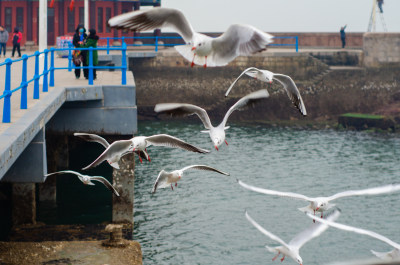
[108,7,195,43]
[154,103,213,129]
[82,140,133,170]
[74,132,110,148]
[245,211,290,249]
[327,184,400,201]
[210,24,273,66]
[45,170,83,178]
[145,134,210,154]
[289,209,341,249]
[238,180,313,202]
[151,170,169,194]
[221,89,269,127]
[91,177,120,197]
[225,67,263,97]
[180,165,230,176]
[272,74,307,116]
[307,212,400,250]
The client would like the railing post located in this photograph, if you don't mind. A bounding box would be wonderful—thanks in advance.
[43,49,49,92]
[2,58,12,123]
[295,36,298,53]
[68,42,73,72]
[34,51,40,99]
[121,36,125,47]
[155,36,158,52]
[107,37,110,55]
[20,55,28,109]
[121,42,127,85]
[50,47,55,87]
[88,47,94,85]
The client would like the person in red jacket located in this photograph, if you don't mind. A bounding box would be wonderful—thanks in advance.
[12,27,22,57]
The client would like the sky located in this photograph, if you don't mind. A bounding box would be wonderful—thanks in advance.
[160,0,400,33]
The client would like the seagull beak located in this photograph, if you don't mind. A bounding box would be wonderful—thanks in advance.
[316,207,319,211]
[214,145,219,151]
[132,148,135,151]
[191,46,196,51]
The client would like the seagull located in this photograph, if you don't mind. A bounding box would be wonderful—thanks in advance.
[238,180,400,219]
[245,209,341,264]
[45,170,119,196]
[152,165,230,193]
[307,212,400,261]
[108,7,273,67]
[154,89,269,150]
[74,133,149,168]
[225,67,307,116]
[83,134,210,170]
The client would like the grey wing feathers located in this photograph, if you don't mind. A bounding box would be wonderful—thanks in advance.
[74,133,110,148]
[91,177,120,196]
[327,184,400,201]
[221,89,269,127]
[154,103,213,129]
[108,8,194,43]
[146,134,210,153]
[45,170,82,178]
[82,140,133,170]
[289,209,341,248]
[272,74,307,116]
[181,165,230,176]
[225,67,261,97]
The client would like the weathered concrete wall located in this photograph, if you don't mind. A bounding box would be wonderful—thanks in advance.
[130,51,400,123]
[363,33,400,67]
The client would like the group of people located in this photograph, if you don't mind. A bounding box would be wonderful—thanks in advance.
[72,25,99,80]
[0,26,23,57]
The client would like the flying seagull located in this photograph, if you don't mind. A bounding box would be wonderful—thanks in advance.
[307,212,400,261]
[154,89,269,150]
[108,7,273,67]
[245,209,341,264]
[83,134,210,170]
[225,67,307,116]
[45,170,119,196]
[238,180,400,219]
[74,132,149,168]
[152,165,230,193]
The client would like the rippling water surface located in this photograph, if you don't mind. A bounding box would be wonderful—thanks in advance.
[133,121,400,265]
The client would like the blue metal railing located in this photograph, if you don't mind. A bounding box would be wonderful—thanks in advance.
[0,43,128,123]
[101,35,299,53]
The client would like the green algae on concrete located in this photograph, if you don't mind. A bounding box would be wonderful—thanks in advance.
[338,113,395,131]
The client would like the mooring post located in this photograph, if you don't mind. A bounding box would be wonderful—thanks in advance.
[12,183,36,225]
[112,153,135,225]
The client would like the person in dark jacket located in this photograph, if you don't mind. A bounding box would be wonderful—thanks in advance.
[340,24,347,49]
[81,29,99,80]
[0,26,9,57]
[11,27,22,57]
[72,24,88,79]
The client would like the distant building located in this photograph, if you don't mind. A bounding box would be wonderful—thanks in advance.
[0,0,161,46]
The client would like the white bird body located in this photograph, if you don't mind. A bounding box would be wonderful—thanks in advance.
[45,170,119,196]
[308,212,400,261]
[152,165,230,193]
[246,209,341,264]
[108,8,274,67]
[226,67,307,116]
[154,89,269,150]
[238,180,400,217]
[83,134,209,170]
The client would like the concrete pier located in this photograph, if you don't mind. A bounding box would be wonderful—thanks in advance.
[12,183,36,226]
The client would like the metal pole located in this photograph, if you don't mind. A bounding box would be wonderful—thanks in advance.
[84,0,89,30]
[34,51,40,99]
[121,42,127,85]
[21,55,28,109]
[295,36,298,53]
[2,58,12,123]
[68,43,72,72]
[107,38,110,55]
[88,47,93,85]
[43,49,49,92]
[50,48,55,87]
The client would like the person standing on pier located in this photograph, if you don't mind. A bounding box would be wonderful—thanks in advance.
[0,26,9,57]
[73,24,88,79]
[340,24,347,49]
[81,29,99,80]
[11,27,22,57]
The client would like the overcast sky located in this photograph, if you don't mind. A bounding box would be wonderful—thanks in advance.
[161,0,400,33]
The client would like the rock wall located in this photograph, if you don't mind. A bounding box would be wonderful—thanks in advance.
[363,33,400,67]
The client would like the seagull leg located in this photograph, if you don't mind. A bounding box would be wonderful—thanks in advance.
[272,252,280,261]
[191,54,196,68]
[321,211,323,218]
[138,154,143,164]
[225,140,228,145]
[280,255,285,262]
[313,209,316,223]
[171,184,174,191]
[175,182,178,187]
[203,56,207,68]
[145,149,151,162]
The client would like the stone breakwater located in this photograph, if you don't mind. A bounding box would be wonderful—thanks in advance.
[129,50,400,125]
